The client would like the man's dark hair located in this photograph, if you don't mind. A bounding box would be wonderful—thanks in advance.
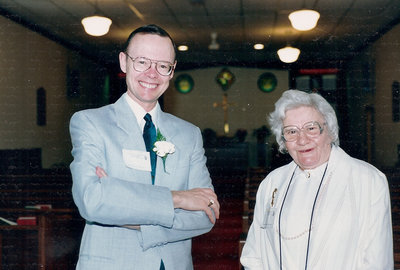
[122,24,177,59]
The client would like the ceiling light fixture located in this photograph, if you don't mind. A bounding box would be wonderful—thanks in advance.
[82,15,112,36]
[277,46,301,63]
[288,9,320,31]
[178,45,189,51]
[254,44,264,50]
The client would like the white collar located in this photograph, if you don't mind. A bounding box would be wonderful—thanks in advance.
[124,93,159,130]
[297,161,329,179]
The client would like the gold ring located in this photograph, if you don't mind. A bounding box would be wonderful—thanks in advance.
[208,199,214,207]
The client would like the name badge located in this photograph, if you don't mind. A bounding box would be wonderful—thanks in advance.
[261,188,278,228]
[261,208,276,228]
[122,149,151,172]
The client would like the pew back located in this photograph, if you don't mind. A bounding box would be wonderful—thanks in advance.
[0,172,83,270]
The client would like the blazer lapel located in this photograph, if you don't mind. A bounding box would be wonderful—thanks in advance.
[111,95,153,184]
[157,111,178,142]
[154,110,180,183]
[113,95,146,151]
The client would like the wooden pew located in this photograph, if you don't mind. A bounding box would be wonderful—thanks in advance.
[0,173,84,270]
[242,167,267,230]
[0,208,82,270]
[238,167,268,269]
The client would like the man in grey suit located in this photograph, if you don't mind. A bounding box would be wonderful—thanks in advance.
[69,24,220,270]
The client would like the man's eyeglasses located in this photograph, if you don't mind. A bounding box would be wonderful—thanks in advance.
[125,53,175,76]
[282,121,325,142]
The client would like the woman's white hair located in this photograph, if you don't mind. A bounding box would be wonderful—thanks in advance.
[268,89,339,153]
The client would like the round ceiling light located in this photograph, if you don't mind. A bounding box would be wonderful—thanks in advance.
[81,15,112,36]
[288,9,320,31]
[277,46,301,63]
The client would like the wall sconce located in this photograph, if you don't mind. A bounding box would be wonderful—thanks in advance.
[81,15,112,36]
[289,9,320,31]
[277,46,301,63]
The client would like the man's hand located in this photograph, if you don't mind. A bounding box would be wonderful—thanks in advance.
[171,188,220,224]
[96,166,108,178]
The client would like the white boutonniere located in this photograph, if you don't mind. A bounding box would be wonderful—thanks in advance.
[152,129,175,173]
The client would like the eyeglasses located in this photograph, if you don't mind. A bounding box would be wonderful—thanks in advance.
[125,53,175,76]
[282,121,325,142]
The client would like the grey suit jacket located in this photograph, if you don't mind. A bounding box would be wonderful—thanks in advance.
[69,94,214,270]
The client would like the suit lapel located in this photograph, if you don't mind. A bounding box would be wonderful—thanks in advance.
[113,95,146,151]
[112,99,180,185]
[157,110,178,142]
[111,95,153,184]
[154,110,180,184]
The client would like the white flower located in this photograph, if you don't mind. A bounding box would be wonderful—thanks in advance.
[152,129,175,173]
[153,141,175,158]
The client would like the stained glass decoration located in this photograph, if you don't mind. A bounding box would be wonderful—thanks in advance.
[216,68,235,91]
[257,72,277,92]
[175,74,194,93]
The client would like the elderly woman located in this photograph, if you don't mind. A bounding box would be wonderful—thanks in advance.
[240,90,393,269]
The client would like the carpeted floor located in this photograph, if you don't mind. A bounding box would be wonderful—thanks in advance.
[193,175,246,270]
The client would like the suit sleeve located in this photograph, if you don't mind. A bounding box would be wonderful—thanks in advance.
[70,111,176,227]
[139,126,215,250]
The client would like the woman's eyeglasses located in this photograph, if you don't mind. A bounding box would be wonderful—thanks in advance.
[282,121,325,142]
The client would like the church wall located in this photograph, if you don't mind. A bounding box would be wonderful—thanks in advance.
[164,67,289,166]
[372,23,400,168]
[344,22,400,168]
[165,67,288,137]
[343,49,375,162]
[0,15,108,168]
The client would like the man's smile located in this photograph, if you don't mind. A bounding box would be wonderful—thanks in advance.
[139,81,158,88]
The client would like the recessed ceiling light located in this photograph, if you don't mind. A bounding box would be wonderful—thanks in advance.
[178,45,189,51]
[254,44,264,50]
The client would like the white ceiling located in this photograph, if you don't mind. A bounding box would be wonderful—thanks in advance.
[0,0,399,69]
